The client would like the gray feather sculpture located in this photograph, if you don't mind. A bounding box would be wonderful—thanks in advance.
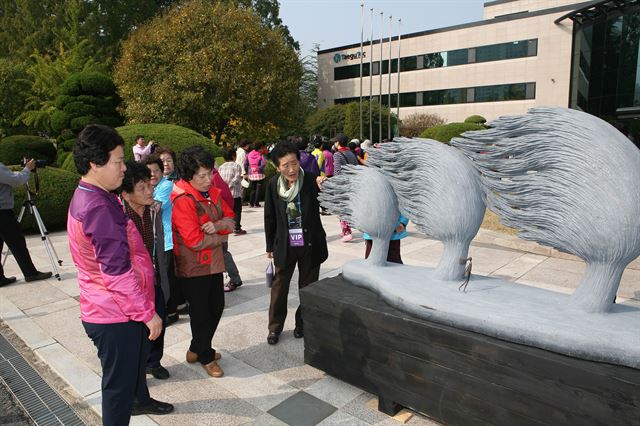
[451,107,640,313]
[366,138,486,280]
[319,166,399,265]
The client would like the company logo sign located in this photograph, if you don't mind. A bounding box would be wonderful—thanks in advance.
[333,51,366,64]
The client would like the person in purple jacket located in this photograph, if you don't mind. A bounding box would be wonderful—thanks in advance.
[67,125,173,425]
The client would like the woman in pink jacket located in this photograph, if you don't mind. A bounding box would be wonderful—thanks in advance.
[67,125,172,425]
[243,141,267,207]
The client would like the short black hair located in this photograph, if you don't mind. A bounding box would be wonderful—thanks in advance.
[178,146,214,181]
[270,141,300,167]
[120,160,150,194]
[349,141,358,150]
[144,154,164,172]
[222,148,236,162]
[239,139,250,148]
[135,135,144,141]
[311,135,323,148]
[252,141,263,151]
[73,124,125,175]
[322,141,332,151]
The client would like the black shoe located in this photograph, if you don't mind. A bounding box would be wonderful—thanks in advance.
[146,365,170,380]
[293,327,304,339]
[24,271,52,282]
[131,398,174,416]
[0,276,17,287]
[267,331,280,345]
[166,313,179,326]
[176,303,189,315]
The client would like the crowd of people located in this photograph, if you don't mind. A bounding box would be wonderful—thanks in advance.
[64,125,405,425]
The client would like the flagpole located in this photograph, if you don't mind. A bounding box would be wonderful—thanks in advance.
[359,3,364,142]
[379,11,383,144]
[396,18,401,137]
[388,15,392,140]
[369,8,373,141]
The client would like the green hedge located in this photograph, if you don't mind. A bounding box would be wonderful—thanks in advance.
[60,71,116,97]
[56,150,71,168]
[0,135,56,165]
[464,115,487,124]
[116,123,221,161]
[420,122,486,143]
[61,152,79,174]
[12,166,79,232]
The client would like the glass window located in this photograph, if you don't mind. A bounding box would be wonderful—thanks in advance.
[447,49,468,66]
[334,63,370,81]
[334,82,534,106]
[475,40,532,63]
[400,56,417,72]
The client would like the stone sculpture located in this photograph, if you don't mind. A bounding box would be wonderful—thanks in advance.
[318,107,640,368]
[452,107,640,313]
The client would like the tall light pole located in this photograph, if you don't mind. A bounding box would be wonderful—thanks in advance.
[388,15,393,140]
[369,8,373,141]
[359,3,364,141]
[379,11,383,144]
[396,18,401,137]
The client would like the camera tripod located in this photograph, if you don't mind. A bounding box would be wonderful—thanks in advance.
[1,178,62,281]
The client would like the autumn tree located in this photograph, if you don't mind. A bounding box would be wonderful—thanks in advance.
[114,1,302,144]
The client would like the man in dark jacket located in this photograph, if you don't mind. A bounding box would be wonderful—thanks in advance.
[264,141,328,345]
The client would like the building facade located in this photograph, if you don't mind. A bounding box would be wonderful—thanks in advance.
[317,0,640,143]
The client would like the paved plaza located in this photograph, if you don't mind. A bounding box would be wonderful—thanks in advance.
[0,205,639,425]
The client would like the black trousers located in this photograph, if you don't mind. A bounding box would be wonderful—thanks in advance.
[269,248,320,333]
[83,320,151,426]
[164,250,184,316]
[364,239,403,264]
[147,286,166,368]
[233,197,242,231]
[181,273,224,364]
[248,179,263,206]
[0,209,38,278]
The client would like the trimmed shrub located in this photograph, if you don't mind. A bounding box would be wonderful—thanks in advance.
[420,122,486,143]
[399,112,447,137]
[116,124,221,161]
[56,150,71,168]
[306,104,346,137]
[60,138,77,152]
[50,111,71,134]
[464,115,487,124]
[60,71,116,97]
[70,116,97,133]
[13,167,79,232]
[63,101,96,116]
[61,152,79,174]
[0,135,56,165]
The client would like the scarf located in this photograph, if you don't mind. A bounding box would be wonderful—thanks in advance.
[277,168,304,217]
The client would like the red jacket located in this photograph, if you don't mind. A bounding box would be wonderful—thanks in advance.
[170,179,234,278]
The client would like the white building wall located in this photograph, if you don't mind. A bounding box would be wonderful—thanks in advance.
[483,0,583,19]
[318,7,576,123]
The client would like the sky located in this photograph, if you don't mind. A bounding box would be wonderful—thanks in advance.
[279,0,486,55]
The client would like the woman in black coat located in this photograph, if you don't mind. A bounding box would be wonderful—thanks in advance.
[264,141,328,345]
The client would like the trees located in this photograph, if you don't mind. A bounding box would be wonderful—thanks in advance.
[399,112,447,137]
[305,104,347,138]
[343,101,397,142]
[0,59,31,136]
[114,1,302,144]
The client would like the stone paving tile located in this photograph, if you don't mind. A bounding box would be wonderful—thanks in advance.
[305,375,364,409]
[35,342,101,397]
[0,279,69,311]
[317,410,370,425]
[268,391,336,426]
[23,297,78,318]
[490,253,547,281]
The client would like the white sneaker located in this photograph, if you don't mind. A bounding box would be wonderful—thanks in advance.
[341,234,353,242]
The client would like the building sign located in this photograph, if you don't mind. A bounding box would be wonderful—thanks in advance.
[333,51,366,64]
